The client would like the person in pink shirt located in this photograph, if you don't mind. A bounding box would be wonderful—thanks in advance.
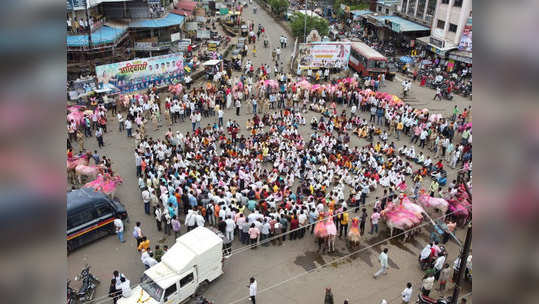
[249,223,260,249]
[370,208,381,235]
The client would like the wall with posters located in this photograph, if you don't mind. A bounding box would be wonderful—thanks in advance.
[296,42,351,70]
[95,53,184,93]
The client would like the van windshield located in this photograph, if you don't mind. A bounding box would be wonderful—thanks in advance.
[140,274,164,301]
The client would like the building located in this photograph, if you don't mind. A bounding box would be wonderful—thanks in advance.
[375,0,401,16]
[397,0,437,27]
[416,0,472,59]
[67,0,187,78]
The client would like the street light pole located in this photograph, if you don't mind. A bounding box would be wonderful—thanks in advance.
[451,223,472,304]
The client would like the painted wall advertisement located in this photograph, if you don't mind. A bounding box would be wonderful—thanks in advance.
[458,17,472,52]
[297,42,351,69]
[95,53,184,93]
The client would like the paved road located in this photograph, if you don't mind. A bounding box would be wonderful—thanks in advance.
[67,6,472,304]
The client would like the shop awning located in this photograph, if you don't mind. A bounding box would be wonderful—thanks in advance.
[66,26,127,47]
[129,13,185,28]
[417,36,457,55]
[448,50,472,64]
[350,10,371,17]
[372,15,430,32]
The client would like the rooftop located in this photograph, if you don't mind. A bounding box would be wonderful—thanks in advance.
[66,26,127,47]
[129,13,185,28]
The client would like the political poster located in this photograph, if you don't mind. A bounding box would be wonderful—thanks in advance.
[458,17,472,52]
[297,42,351,70]
[95,53,184,94]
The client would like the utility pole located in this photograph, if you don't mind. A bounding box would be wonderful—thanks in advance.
[451,223,472,304]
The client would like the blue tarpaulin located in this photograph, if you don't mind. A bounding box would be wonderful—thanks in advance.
[400,56,413,63]
[66,26,126,47]
[129,13,185,28]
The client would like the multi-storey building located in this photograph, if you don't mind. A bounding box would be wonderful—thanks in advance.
[416,0,472,61]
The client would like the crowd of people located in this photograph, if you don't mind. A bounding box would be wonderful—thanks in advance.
[68,9,472,303]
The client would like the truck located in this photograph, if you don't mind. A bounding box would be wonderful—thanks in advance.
[118,227,223,304]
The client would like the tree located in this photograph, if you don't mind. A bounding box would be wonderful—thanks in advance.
[269,0,289,17]
[290,13,329,41]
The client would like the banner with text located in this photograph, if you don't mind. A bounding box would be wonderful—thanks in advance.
[95,53,184,94]
[458,17,472,52]
[297,42,351,69]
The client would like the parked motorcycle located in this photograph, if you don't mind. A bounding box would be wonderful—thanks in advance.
[68,265,100,303]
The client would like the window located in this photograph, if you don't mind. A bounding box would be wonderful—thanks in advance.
[378,6,382,12]
[95,203,114,217]
[416,0,426,18]
[401,0,408,13]
[68,208,96,230]
[180,273,194,287]
[407,0,417,15]
[426,0,437,17]
[437,19,445,29]
[163,284,177,301]
[386,9,389,14]
[454,0,463,7]
[449,23,458,32]
[441,0,450,4]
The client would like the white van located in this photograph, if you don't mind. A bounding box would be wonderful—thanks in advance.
[118,227,223,304]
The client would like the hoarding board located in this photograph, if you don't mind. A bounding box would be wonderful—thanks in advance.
[297,42,351,69]
[95,53,184,93]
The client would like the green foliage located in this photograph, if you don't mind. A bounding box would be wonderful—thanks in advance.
[269,0,289,16]
[333,0,370,12]
[290,13,329,40]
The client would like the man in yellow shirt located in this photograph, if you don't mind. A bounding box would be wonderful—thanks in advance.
[137,236,150,252]
[339,207,349,238]
[374,142,382,153]
[396,121,404,140]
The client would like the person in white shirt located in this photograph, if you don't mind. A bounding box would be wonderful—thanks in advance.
[433,254,446,280]
[225,216,236,241]
[419,243,432,269]
[114,218,125,243]
[248,277,257,303]
[185,209,196,231]
[143,252,158,269]
[421,274,435,296]
[141,188,151,215]
[195,211,205,227]
[401,282,412,303]
[119,277,132,298]
[374,248,389,278]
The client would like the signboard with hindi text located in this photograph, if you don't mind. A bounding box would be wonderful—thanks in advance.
[95,53,184,94]
[297,42,351,70]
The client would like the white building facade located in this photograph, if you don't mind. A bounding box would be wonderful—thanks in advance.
[398,0,437,27]
[418,0,472,56]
